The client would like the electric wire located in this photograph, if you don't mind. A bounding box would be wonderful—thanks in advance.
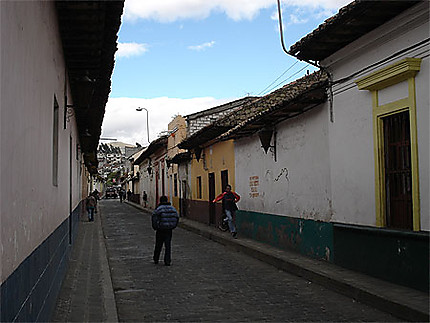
[257,61,299,96]
[261,63,310,96]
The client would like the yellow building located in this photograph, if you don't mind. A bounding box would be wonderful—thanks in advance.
[189,140,236,225]
[166,116,188,211]
[178,97,256,225]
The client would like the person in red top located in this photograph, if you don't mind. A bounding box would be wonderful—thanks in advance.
[213,184,240,238]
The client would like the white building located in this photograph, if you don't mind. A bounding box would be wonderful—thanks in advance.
[134,135,169,208]
[227,1,429,292]
[0,1,123,321]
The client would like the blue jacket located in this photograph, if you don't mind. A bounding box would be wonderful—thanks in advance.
[152,203,179,230]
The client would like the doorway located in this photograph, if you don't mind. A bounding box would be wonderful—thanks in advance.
[383,111,413,230]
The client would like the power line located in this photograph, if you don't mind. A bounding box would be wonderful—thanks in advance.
[262,64,310,95]
[257,61,299,96]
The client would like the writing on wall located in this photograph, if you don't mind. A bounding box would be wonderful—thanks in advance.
[249,176,259,198]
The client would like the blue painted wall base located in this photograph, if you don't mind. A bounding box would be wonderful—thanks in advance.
[0,201,83,322]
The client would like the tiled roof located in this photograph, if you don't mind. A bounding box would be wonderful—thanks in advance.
[289,0,420,62]
[134,135,168,165]
[179,70,328,149]
[178,97,259,149]
[219,70,328,140]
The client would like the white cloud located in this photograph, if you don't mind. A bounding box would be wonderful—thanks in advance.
[288,14,308,25]
[101,96,234,146]
[188,41,216,51]
[283,0,349,9]
[123,0,350,23]
[116,42,149,58]
[124,0,274,22]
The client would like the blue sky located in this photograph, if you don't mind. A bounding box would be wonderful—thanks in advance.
[102,0,350,146]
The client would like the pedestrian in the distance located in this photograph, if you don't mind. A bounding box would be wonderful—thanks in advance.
[213,184,240,238]
[119,189,124,203]
[142,191,148,208]
[91,189,99,213]
[152,196,179,266]
[127,189,132,201]
[85,194,97,222]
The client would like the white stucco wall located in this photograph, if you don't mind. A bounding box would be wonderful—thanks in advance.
[1,1,83,283]
[138,159,152,207]
[323,2,429,229]
[235,104,332,221]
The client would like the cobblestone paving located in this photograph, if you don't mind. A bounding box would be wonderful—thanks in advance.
[101,200,399,322]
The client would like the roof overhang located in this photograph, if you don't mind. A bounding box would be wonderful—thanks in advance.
[134,136,168,165]
[181,71,328,147]
[56,1,124,174]
[168,152,192,165]
[222,84,327,140]
[289,1,420,62]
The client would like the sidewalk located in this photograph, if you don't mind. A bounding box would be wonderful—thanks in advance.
[51,207,118,322]
[126,201,429,322]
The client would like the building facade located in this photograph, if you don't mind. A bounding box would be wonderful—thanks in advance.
[231,1,429,291]
[0,1,123,321]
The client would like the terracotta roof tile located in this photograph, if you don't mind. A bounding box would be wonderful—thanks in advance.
[179,70,328,149]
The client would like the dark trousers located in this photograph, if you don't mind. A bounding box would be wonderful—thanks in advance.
[153,229,173,265]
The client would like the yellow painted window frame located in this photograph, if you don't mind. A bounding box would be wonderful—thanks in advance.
[355,58,421,231]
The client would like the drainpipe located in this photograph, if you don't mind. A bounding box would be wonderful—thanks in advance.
[276,0,320,68]
[276,0,334,122]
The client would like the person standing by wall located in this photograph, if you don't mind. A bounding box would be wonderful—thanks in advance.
[151,196,179,266]
[85,194,97,222]
[142,191,148,208]
[127,189,132,201]
[213,184,240,238]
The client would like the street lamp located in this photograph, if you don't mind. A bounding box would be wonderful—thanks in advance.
[136,107,150,144]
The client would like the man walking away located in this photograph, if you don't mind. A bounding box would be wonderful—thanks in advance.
[213,184,240,238]
[152,196,179,266]
[85,194,97,222]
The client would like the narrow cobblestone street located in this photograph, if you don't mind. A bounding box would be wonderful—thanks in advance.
[100,200,399,322]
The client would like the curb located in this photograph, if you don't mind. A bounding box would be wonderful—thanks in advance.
[178,218,429,322]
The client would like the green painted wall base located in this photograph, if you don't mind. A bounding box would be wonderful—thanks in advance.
[236,210,429,292]
[236,210,333,261]
[334,223,429,292]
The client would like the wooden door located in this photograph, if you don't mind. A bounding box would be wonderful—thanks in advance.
[383,111,413,230]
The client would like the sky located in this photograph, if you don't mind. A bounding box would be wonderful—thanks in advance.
[101,0,350,146]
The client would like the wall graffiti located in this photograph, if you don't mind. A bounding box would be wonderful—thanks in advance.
[274,168,289,182]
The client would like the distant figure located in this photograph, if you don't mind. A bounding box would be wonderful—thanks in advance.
[142,191,148,208]
[85,194,97,222]
[151,196,179,266]
[127,189,132,201]
[92,189,100,200]
[119,189,124,203]
[92,189,100,213]
[213,184,240,238]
